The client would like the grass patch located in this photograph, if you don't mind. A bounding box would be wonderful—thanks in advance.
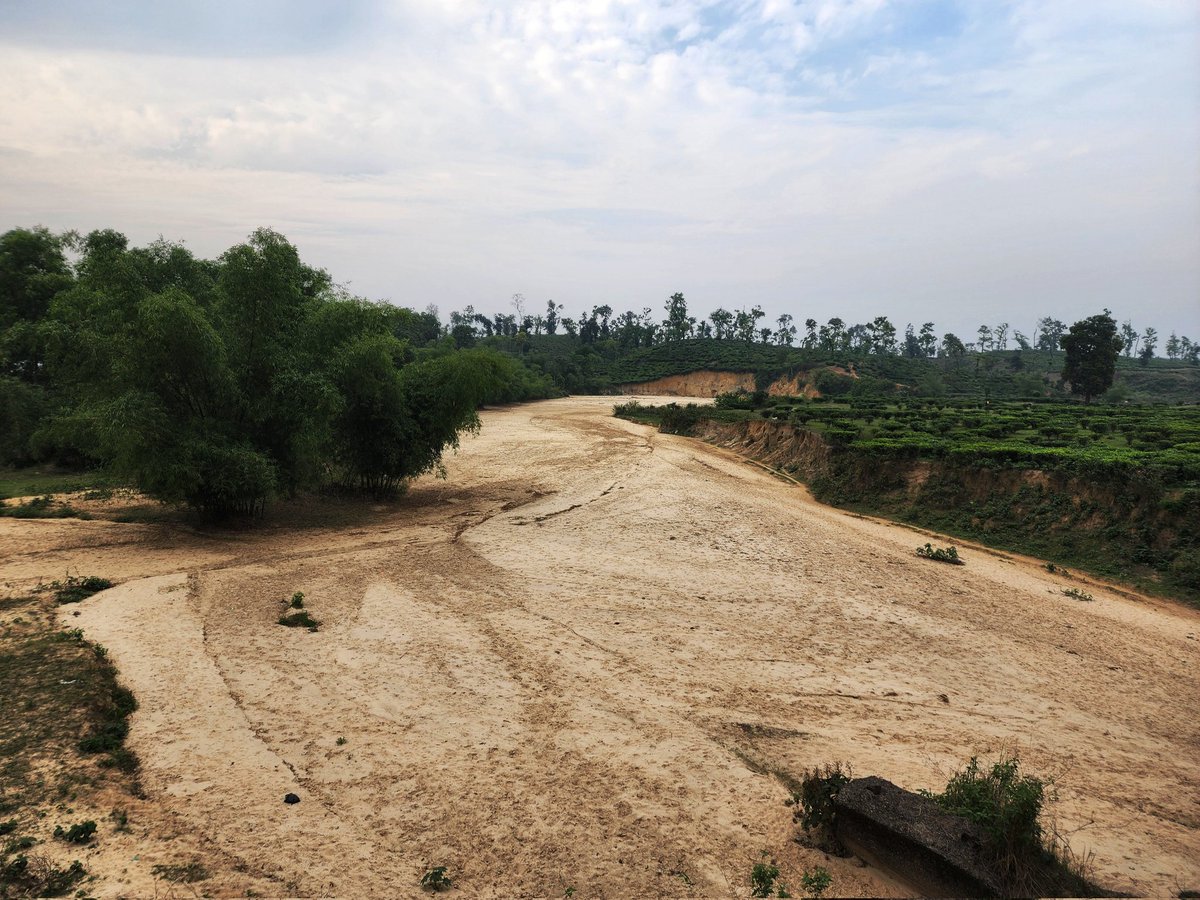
[37,575,113,605]
[0,594,140,818]
[0,853,88,897]
[151,861,210,883]
[0,468,107,501]
[0,495,90,520]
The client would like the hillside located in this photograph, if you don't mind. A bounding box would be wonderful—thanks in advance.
[485,335,1200,404]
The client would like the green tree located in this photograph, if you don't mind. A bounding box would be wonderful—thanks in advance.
[1035,317,1067,352]
[663,292,693,342]
[1139,327,1158,366]
[1061,310,1123,402]
[1119,320,1139,357]
[708,308,734,340]
[0,226,74,330]
[940,333,966,357]
[1165,332,1181,360]
[917,322,937,357]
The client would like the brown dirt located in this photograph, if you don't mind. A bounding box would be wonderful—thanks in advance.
[1,396,1198,897]
[618,370,823,398]
[617,370,756,397]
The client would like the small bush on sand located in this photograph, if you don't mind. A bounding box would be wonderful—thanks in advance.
[749,853,788,898]
[921,752,1102,895]
[916,543,963,564]
[41,575,113,604]
[800,867,832,900]
[53,821,96,844]
[420,866,452,891]
[792,763,851,854]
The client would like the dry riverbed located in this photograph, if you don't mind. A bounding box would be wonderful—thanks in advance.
[1,396,1197,897]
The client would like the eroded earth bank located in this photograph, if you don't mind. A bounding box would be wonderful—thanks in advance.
[3,397,1198,897]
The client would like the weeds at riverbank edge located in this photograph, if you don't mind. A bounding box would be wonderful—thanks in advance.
[0,591,147,896]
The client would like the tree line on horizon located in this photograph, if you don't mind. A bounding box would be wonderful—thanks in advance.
[447,292,1200,365]
[3,224,1195,514]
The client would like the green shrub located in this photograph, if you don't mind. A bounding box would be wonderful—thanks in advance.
[420,866,452,891]
[800,867,832,900]
[49,575,113,604]
[0,855,87,896]
[0,495,90,519]
[657,403,705,435]
[916,543,963,564]
[793,763,850,853]
[926,754,1044,861]
[53,820,96,844]
[749,856,787,898]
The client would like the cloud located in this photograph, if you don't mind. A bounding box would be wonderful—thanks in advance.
[0,0,1196,337]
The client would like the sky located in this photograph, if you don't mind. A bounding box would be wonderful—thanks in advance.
[1,0,1197,340]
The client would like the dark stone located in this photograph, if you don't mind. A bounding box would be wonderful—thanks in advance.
[831,777,1123,899]
[833,776,1005,898]
[284,793,300,804]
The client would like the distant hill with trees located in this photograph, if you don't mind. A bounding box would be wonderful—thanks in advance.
[445,291,1199,403]
[4,225,1196,516]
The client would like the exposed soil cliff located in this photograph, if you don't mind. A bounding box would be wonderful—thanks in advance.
[617,369,821,398]
[617,370,755,397]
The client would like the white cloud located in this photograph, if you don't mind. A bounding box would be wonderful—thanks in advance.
[0,0,1196,337]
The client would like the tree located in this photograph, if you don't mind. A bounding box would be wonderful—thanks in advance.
[1165,332,1181,360]
[976,325,993,352]
[993,322,1009,351]
[0,227,74,330]
[868,316,897,354]
[819,318,845,351]
[1119,320,1138,357]
[1061,310,1123,402]
[803,318,818,349]
[774,313,796,346]
[940,333,966,357]
[543,300,561,335]
[1035,317,1067,352]
[663,292,693,341]
[734,306,764,342]
[1140,327,1158,366]
[917,322,937,357]
[903,324,921,358]
[709,308,734,340]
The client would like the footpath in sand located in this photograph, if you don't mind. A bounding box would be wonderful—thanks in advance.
[3,397,1198,897]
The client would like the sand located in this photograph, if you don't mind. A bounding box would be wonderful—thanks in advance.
[2,396,1197,897]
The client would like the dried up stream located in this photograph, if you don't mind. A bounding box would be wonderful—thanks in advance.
[2,397,1197,897]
